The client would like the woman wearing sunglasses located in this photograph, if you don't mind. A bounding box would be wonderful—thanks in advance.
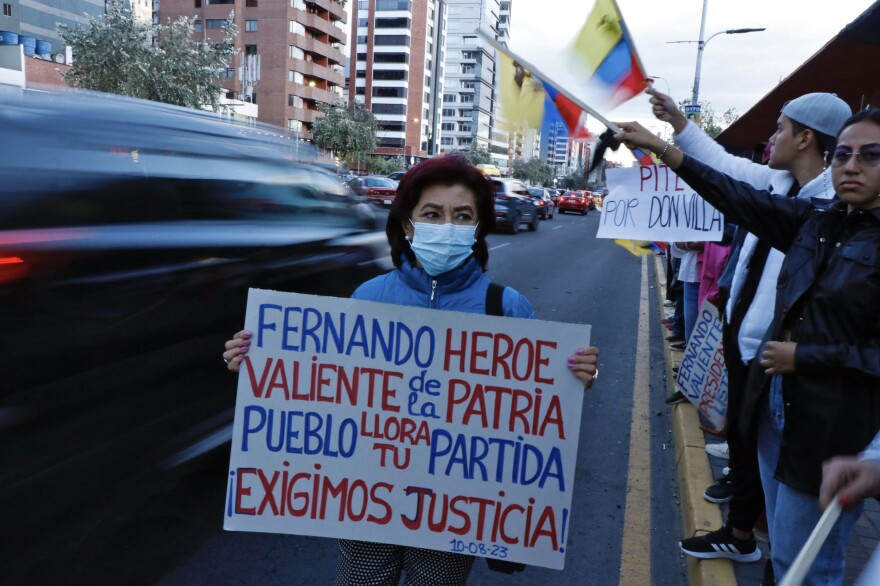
[615,108,880,585]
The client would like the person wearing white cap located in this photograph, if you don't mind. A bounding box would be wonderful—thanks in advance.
[648,88,852,580]
[615,106,880,586]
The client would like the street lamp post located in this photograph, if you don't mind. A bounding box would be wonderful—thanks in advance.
[669,0,765,108]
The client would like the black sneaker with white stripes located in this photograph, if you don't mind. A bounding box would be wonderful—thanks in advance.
[679,525,762,562]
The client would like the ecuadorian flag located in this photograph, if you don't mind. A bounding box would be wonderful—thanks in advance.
[570,0,647,108]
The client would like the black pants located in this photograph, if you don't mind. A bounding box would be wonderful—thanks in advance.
[723,329,766,534]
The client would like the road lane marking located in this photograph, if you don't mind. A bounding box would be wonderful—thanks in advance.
[552,225,563,230]
[618,255,651,585]
[488,243,511,251]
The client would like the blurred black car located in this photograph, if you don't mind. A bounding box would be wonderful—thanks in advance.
[491,178,539,233]
[0,88,391,583]
[527,187,556,220]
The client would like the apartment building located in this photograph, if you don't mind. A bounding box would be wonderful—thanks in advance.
[161,0,347,137]
[440,0,498,157]
[542,119,568,177]
[349,0,446,162]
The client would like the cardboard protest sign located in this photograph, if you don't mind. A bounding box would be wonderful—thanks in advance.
[224,289,590,570]
[676,300,727,430]
[597,165,724,242]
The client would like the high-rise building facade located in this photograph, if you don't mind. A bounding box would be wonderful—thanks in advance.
[441,0,497,156]
[0,0,103,54]
[349,0,446,162]
[161,0,348,137]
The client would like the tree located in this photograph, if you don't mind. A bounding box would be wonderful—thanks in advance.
[452,144,493,166]
[559,166,588,190]
[59,1,236,111]
[679,99,739,138]
[511,157,554,186]
[312,101,378,161]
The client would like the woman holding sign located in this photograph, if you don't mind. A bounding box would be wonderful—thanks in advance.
[224,155,599,585]
[615,109,880,585]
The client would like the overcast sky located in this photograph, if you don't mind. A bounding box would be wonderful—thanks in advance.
[508,0,872,158]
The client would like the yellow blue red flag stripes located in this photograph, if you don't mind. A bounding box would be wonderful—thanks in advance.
[541,82,593,140]
[570,0,647,108]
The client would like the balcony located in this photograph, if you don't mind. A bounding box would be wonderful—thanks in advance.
[291,8,347,44]
[289,82,339,104]
[290,33,346,66]
[305,0,347,24]
[287,106,323,124]
[290,58,344,86]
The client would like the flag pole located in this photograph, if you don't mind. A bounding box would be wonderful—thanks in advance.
[476,29,620,134]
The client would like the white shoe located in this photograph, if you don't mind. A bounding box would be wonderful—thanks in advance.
[705,441,729,459]
[663,299,675,307]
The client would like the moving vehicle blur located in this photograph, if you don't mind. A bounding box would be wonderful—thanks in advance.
[491,178,539,233]
[348,175,399,205]
[527,187,556,220]
[558,190,590,215]
[386,171,406,182]
[0,87,391,584]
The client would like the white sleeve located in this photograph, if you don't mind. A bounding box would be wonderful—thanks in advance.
[674,120,784,191]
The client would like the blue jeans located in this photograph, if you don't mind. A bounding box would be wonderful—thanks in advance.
[683,281,700,341]
[757,375,863,585]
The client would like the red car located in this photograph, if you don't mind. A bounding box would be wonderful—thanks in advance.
[558,190,590,215]
[347,176,398,205]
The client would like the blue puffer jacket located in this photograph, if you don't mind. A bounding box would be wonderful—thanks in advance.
[352,255,536,319]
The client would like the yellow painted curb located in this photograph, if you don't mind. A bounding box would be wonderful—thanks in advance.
[653,255,738,586]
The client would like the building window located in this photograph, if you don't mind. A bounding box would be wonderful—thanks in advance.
[357,0,369,9]
[290,21,305,35]
[441,122,454,131]
[375,17,409,28]
[245,44,257,56]
[288,95,303,107]
[357,35,368,44]
[206,19,229,29]
[195,0,201,6]
[458,123,472,132]
[443,94,455,103]
[373,86,407,98]
[459,137,472,146]
[357,18,368,27]
[374,35,410,47]
[424,92,430,103]
[355,70,366,78]
[193,19,203,32]
[355,87,366,95]
[289,70,304,84]
[460,80,475,89]
[3,2,12,15]
[460,94,474,103]
[379,121,406,132]
[245,20,258,32]
[374,69,407,81]
[372,103,406,115]
[207,0,234,4]
[378,137,406,148]
[289,45,304,59]
[374,53,407,63]
[442,108,455,117]
[441,137,454,146]
[376,0,411,10]
[461,64,474,74]
[288,119,303,132]
[219,68,235,78]
[247,0,258,6]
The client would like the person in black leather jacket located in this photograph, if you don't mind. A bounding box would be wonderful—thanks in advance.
[616,108,880,585]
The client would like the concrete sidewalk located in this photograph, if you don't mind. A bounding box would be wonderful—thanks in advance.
[653,254,880,586]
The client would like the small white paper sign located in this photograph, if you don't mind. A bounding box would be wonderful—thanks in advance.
[598,165,724,242]
[223,288,590,570]
[676,301,728,430]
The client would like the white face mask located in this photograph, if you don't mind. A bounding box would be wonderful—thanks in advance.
[407,220,478,276]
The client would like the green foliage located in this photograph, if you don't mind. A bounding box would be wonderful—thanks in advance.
[560,165,588,190]
[511,157,555,186]
[59,1,235,111]
[679,99,739,138]
[313,101,378,160]
[450,144,493,166]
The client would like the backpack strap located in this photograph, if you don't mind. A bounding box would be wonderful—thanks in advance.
[485,282,505,316]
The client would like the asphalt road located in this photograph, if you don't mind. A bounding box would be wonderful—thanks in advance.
[82,209,688,586]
